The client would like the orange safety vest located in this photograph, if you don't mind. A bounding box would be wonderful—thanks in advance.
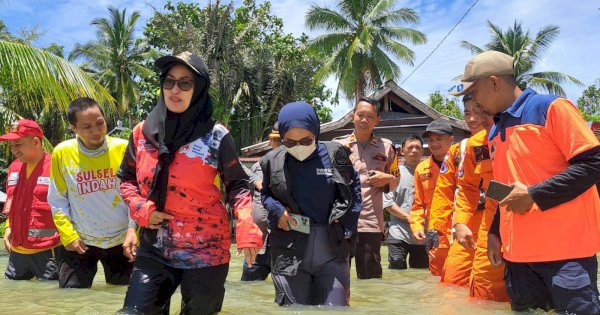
[490,91,600,262]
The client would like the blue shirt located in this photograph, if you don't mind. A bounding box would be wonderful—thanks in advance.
[287,143,336,224]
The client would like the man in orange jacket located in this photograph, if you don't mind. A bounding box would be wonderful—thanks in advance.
[426,95,490,286]
[452,106,509,302]
[451,51,600,313]
[410,119,454,276]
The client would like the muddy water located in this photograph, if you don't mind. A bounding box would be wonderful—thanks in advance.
[0,246,577,314]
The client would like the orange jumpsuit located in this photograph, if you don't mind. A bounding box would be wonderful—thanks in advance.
[410,156,447,276]
[429,141,484,286]
[454,129,508,302]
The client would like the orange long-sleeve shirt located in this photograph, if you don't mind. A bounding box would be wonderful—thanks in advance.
[410,157,440,235]
[428,142,463,233]
[454,129,493,227]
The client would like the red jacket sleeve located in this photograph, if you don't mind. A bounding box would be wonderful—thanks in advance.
[218,133,263,249]
[117,125,154,227]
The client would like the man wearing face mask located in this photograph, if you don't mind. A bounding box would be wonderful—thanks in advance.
[261,101,362,306]
[334,96,400,279]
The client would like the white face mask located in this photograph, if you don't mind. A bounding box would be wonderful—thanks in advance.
[286,142,316,161]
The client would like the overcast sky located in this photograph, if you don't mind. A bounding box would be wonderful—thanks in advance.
[2,0,598,120]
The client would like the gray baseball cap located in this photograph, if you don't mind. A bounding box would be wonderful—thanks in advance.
[423,119,453,137]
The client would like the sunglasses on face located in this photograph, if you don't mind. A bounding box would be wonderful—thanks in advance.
[162,77,194,91]
[283,137,314,148]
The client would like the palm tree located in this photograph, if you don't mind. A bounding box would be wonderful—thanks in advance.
[306,0,426,101]
[461,21,583,96]
[0,40,115,115]
[69,7,158,114]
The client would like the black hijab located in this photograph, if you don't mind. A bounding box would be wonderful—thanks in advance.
[142,52,215,212]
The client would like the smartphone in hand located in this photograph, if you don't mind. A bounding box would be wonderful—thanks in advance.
[487,180,514,202]
[288,213,310,234]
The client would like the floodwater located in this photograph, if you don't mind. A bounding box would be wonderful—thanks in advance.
[0,246,588,314]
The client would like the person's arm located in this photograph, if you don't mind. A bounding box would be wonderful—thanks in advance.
[260,156,287,229]
[3,165,12,244]
[428,146,458,232]
[117,132,155,228]
[409,167,426,238]
[529,148,600,210]
[47,148,80,247]
[386,203,410,221]
[383,183,410,221]
[218,133,262,250]
[528,99,600,210]
[489,206,500,237]
[454,144,481,227]
[251,162,263,191]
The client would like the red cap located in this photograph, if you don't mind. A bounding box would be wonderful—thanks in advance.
[0,119,44,141]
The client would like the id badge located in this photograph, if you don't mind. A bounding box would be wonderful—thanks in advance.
[288,213,310,234]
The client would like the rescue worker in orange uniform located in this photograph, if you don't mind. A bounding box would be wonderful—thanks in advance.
[426,95,489,286]
[451,51,600,313]
[452,105,509,302]
[410,119,454,276]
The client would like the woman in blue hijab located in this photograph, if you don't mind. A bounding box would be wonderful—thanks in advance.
[261,101,362,306]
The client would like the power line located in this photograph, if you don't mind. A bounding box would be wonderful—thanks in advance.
[400,0,480,86]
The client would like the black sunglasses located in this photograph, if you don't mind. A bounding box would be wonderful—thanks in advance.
[162,77,194,91]
[283,137,314,148]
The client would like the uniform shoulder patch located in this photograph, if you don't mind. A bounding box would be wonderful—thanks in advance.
[440,161,449,174]
[381,138,393,145]
[473,145,490,162]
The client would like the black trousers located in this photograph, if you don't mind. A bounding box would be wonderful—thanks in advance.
[58,244,132,288]
[387,241,429,269]
[120,255,229,315]
[505,255,600,314]
[5,246,62,280]
[353,232,383,279]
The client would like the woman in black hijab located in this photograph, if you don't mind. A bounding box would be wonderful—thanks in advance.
[117,52,262,314]
[261,101,362,306]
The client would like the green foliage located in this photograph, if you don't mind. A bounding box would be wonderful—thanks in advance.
[111,129,132,141]
[69,7,159,115]
[0,221,5,238]
[143,0,332,149]
[0,41,116,115]
[578,79,600,121]
[306,0,427,101]
[461,21,583,97]
[42,43,65,58]
[428,91,463,120]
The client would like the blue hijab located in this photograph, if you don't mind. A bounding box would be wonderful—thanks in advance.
[277,101,320,140]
